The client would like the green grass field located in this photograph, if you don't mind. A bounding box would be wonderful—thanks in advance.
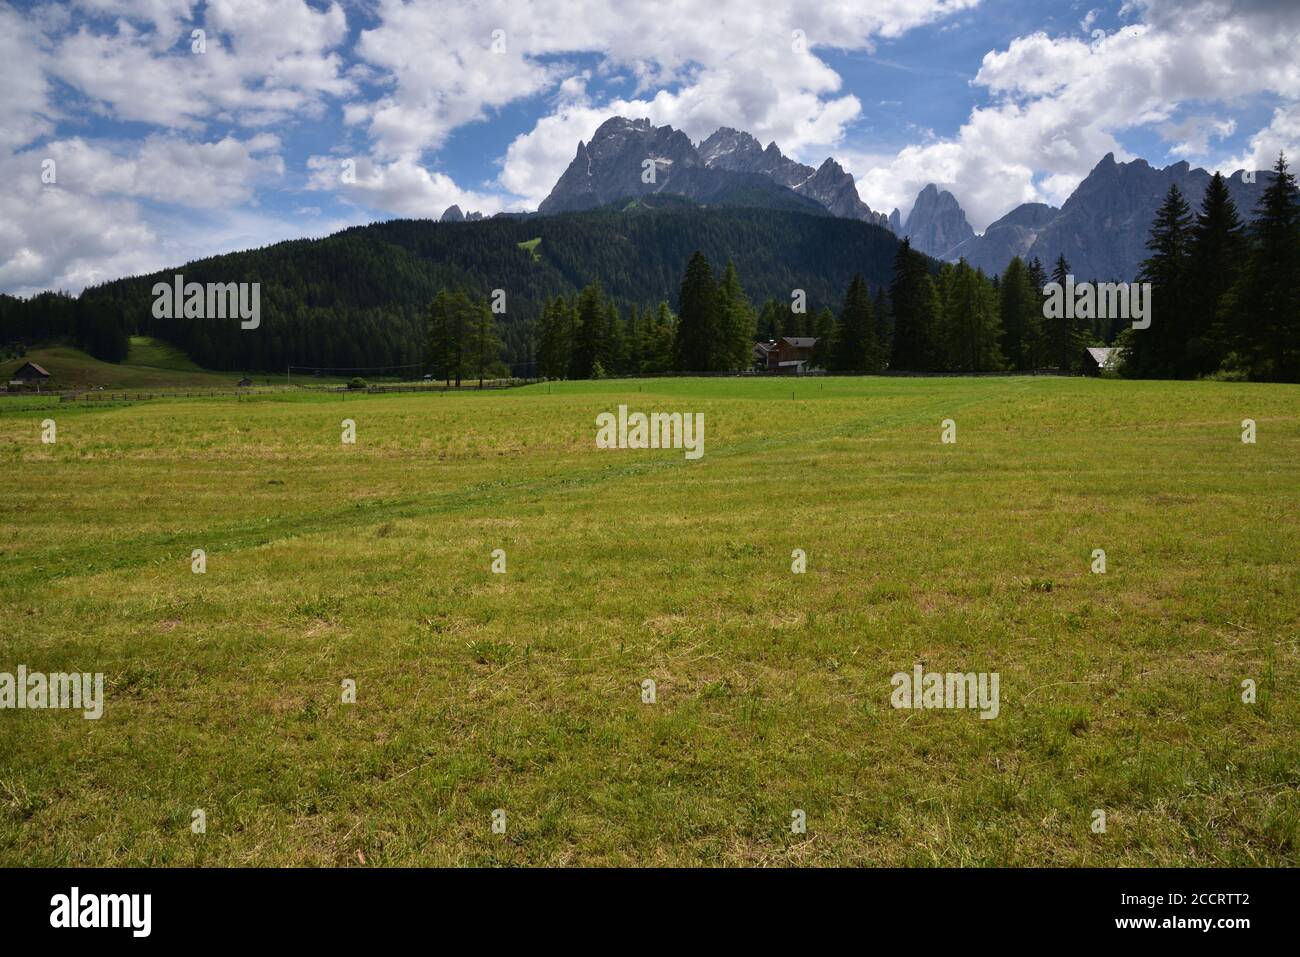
[1,376,1297,866]
[1,339,242,390]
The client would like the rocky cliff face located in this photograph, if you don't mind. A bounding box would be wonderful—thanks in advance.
[537,119,1275,282]
[902,184,975,259]
[1014,154,1269,280]
[946,202,1059,274]
[441,205,484,222]
[899,156,1271,279]
[539,117,889,226]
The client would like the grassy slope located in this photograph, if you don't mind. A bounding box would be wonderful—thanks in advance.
[1,339,240,390]
[0,376,1297,866]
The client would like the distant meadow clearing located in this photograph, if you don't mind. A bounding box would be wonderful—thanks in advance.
[1,375,1297,866]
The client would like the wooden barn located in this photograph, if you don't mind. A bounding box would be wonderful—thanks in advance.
[770,336,818,374]
[8,361,51,389]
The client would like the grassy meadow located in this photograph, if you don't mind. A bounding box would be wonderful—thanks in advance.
[1,339,242,390]
[0,375,1297,866]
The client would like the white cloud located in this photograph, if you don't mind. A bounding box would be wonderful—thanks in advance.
[37,133,284,206]
[0,5,56,151]
[305,154,509,219]
[850,0,1300,231]
[1221,101,1300,177]
[8,0,1300,294]
[49,0,353,130]
[347,0,979,209]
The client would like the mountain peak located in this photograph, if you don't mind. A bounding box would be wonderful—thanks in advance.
[594,116,653,138]
[538,115,889,227]
[902,184,974,258]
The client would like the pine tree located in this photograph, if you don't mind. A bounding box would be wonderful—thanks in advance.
[756,298,781,340]
[673,251,717,372]
[998,257,1042,371]
[781,302,807,338]
[569,282,606,379]
[1127,184,1193,378]
[1229,152,1300,381]
[426,289,471,386]
[889,239,940,371]
[715,259,755,371]
[830,274,881,371]
[810,307,834,370]
[1046,254,1087,371]
[941,260,1003,372]
[640,302,675,373]
[599,300,626,375]
[873,286,892,359]
[625,303,642,373]
[469,296,504,387]
[1027,257,1046,295]
[1186,172,1245,376]
[537,295,572,379]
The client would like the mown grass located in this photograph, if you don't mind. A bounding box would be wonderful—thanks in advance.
[0,375,1296,866]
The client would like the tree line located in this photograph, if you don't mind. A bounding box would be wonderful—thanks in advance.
[521,241,1090,377]
[1121,153,1300,381]
[518,154,1299,381]
[5,161,1297,383]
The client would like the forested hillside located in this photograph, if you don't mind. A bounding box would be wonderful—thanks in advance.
[2,203,904,375]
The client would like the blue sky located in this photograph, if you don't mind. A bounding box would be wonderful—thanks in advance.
[2,0,1297,295]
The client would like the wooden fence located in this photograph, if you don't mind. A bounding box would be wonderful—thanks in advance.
[43,378,541,403]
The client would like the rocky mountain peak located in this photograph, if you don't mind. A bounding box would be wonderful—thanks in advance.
[538,116,890,227]
[902,183,975,258]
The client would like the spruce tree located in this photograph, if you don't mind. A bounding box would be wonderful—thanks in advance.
[1128,184,1192,378]
[469,296,504,387]
[641,302,675,373]
[810,307,834,370]
[1027,257,1046,295]
[716,259,755,371]
[1186,172,1244,376]
[569,282,606,379]
[426,289,471,386]
[756,299,781,340]
[830,274,881,371]
[537,295,571,380]
[1046,254,1087,371]
[1231,152,1300,381]
[673,251,717,372]
[599,301,626,375]
[944,260,1003,372]
[998,257,1042,371]
[873,286,892,359]
[889,239,940,371]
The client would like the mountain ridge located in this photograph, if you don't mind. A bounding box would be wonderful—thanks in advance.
[538,116,890,227]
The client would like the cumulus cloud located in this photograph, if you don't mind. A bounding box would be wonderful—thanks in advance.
[349,0,978,207]
[6,0,1300,293]
[305,154,509,219]
[0,0,350,294]
[50,0,353,129]
[37,133,284,205]
[850,0,1300,231]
